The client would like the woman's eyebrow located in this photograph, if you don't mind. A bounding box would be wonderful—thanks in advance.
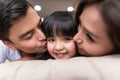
[81,24,101,39]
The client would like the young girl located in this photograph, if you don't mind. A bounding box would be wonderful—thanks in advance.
[40,11,78,59]
[73,0,120,56]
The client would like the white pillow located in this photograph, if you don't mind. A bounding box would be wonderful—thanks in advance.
[0,54,120,80]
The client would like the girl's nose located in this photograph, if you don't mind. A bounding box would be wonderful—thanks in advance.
[55,42,64,51]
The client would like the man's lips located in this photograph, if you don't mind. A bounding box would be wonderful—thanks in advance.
[39,41,47,48]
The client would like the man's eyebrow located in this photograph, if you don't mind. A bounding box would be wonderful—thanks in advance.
[19,30,33,39]
[81,24,101,39]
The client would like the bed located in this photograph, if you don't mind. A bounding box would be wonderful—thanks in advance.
[0,54,120,80]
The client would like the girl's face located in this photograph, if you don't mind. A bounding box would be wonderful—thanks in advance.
[73,5,114,56]
[47,36,76,59]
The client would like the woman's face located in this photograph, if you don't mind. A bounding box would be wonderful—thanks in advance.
[73,5,114,56]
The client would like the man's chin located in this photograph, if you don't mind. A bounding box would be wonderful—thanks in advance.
[39,48,47,53]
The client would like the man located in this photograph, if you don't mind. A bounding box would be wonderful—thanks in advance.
[0,0,47,63]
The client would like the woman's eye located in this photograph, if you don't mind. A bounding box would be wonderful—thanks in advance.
[86,34,94,42]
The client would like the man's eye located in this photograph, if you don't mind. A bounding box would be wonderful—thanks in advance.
[25,35,33,40]
[86,33,94,42]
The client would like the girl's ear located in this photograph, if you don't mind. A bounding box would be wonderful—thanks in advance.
[3,41,17,50]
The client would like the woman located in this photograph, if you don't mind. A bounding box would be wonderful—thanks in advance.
[74,0,120,56]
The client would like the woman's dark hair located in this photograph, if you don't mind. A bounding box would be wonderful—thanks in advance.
[0,0,32,41]
[75,0,120,53]
[41,11,77,38]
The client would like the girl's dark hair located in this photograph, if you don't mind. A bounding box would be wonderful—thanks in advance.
[75,0,120,53]
[41,11,77,37]
[0,0,32,41]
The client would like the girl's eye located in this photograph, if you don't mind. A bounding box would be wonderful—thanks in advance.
[86,33,94,42]
[47,38,55,43]
[63,37,72,42]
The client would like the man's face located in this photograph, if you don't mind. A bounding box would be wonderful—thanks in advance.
[7,7,47,54]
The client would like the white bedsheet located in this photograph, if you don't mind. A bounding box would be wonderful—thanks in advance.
[0,54,120,80]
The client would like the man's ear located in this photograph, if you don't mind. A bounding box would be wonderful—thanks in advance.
[3,41,17,50]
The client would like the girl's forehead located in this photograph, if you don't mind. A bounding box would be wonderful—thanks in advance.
[52,31,64,37]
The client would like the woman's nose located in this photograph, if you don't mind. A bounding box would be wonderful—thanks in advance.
[73,32,82,44]
[76,39,82,44]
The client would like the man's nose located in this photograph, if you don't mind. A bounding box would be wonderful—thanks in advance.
[38,29,46,41]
